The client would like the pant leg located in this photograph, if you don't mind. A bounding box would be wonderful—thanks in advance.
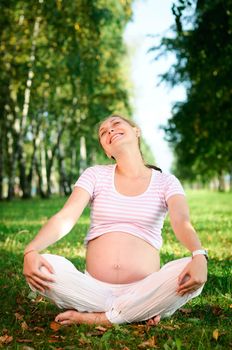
[106,257,204,324]
[29,254,112,313]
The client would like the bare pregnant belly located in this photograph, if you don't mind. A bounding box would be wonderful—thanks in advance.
[86,232,160,284]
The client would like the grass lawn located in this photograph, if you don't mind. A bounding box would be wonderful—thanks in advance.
[0,191,231,349]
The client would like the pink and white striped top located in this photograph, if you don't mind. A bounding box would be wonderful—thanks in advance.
[74,164,185,250]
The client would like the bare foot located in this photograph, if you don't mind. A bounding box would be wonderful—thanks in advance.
[146,315,161,326]
[55,310,112,326]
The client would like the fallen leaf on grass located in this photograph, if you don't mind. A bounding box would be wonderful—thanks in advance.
[21,321,29,331]
[34,295,44,303]
[50,321,62,332]
[22,346,35,350]
[27,291,37,300]
[95,325,108,333]
[50,335,65,340]
[179,308,192,314]
[212,306,223,316]
[48,339,60,343]
[16,339,33,343]
[122,347,130,350]
[79,336,91,345]
[32,326,45,332]
[15,312,24,321]
[138,336,158,348]
[0,335,13,345]
[213,329,219,341]
[161,324,180,330]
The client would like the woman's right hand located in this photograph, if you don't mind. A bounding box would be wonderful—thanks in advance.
[23,251,55,293]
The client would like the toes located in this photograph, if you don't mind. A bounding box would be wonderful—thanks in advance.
[146,315,161,326]
[55,310,81,324]
[146,319,155,326]
[59,319,72,325]
[55,310,72,322]
[153,315,161,325]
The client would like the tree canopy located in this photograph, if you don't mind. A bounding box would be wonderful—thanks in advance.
[152,0,232,189]
[0,0,135,199]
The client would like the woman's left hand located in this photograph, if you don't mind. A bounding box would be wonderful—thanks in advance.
[176,255,208,295]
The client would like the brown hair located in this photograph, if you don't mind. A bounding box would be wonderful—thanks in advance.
[98,114,162,172]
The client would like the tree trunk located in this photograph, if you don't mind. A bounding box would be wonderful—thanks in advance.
[18,16,41,198]
[79,136,87,173]
[229,170,232,192]
[6,127,17,200]
[0,122,4,200]
[218,171,225,192]
[45,127,64,197]
[35,154,46,198]
[58,143,71,196]
[27,122,41,196]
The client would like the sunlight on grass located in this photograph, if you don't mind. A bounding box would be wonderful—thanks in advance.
[0,191,231,349]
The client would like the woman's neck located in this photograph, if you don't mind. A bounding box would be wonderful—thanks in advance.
[114,151,150,178]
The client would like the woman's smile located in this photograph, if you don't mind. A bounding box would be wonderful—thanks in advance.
[110,133,124,144]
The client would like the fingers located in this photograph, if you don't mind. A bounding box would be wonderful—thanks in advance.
[26,276,46,293]
[178,267,189,285]
[25,269,55,292]
[177,277,202,295]
[41,257,55,274]
[34,269,55,283]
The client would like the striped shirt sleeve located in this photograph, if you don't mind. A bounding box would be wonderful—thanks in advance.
[164,174,185,203]
[73,166,97,198]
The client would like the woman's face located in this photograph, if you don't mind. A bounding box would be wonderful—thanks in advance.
[98,117,139,158]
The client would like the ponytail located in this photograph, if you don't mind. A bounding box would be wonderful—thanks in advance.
[146,164,162,172]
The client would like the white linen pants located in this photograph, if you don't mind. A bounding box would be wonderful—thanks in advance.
[32,254,204,324]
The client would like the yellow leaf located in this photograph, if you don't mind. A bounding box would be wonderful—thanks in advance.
[213,329,219,341]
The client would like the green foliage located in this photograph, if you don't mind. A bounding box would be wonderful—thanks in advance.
[0,0,133,199]
[152,0,232,186]
[0,191,231,348]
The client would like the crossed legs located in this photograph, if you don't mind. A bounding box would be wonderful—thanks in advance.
[29,254,204,325]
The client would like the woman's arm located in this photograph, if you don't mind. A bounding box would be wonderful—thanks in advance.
[167,195,207,295]
[23,187,90,291]
[24,187,90,253]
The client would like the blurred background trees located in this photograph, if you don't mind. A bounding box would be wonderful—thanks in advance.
[152,0,232,190]
[0,0,134,199]
[1,0,232,199]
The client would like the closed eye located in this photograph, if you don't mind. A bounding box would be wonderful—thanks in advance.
[99,120,121,138]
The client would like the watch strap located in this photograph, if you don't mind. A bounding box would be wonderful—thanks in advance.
[192,249,208,260]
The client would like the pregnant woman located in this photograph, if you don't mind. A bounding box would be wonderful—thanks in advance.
[23,114,207,326]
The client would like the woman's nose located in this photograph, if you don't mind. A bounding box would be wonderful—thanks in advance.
[108,128,114,134]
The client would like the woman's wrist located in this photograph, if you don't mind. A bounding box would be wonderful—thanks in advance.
[24,249,38,257]
[191,249,208,261]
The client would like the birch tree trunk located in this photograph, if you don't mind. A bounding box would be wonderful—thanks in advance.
[18,16,41,198]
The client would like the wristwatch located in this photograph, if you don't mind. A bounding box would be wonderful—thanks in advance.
[192,249,208,261]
